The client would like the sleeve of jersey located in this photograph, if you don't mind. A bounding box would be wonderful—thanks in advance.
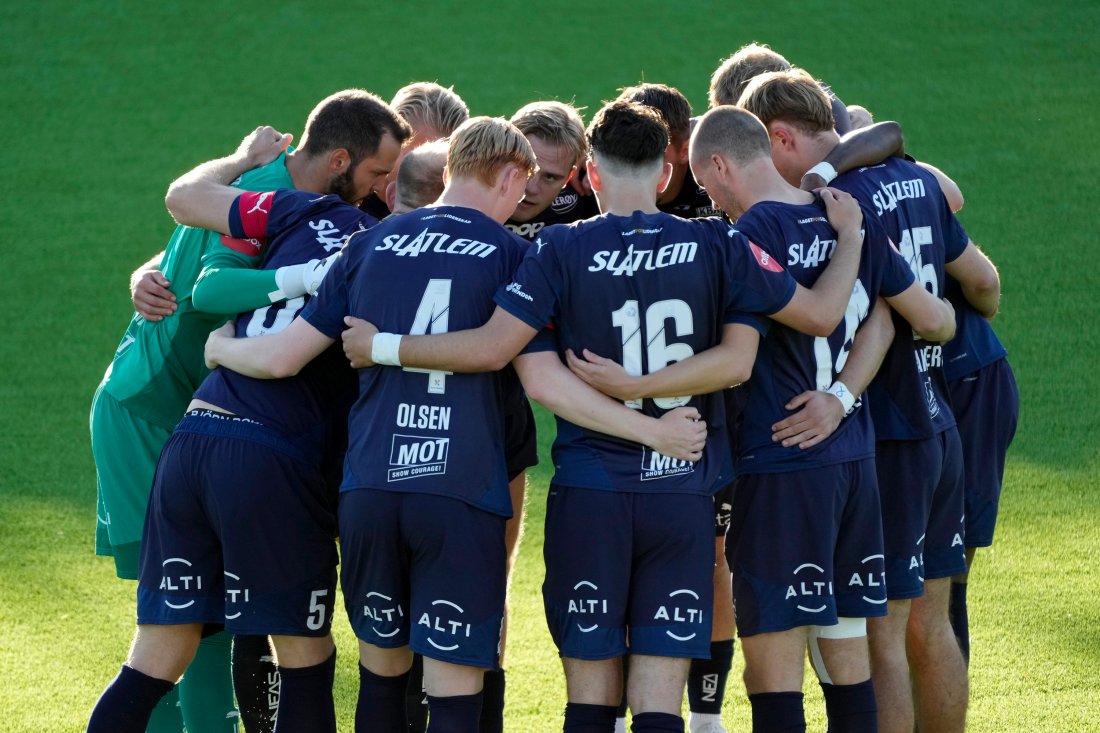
[878,227,917,297]
[521,325,560,355]
[724,229,797,318]
[492,237,562,331]
[299,247,352,338]
[192,246,279,314]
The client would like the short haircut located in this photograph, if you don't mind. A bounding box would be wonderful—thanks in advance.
[615,83,692,143]
[392,82,469,137]
[709,42,791,108]
[446,117,536,188]
[299,89,412,164]
[587,101,669,175]
[395,140,449,210]
[509,101,588,167]
[690,106,773,168]
[737,68,835,134]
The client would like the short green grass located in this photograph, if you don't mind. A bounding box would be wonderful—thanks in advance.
[1,1,1097,731]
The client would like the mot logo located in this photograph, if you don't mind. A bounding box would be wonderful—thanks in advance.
[640,447,695,481]
[388,434,449,482]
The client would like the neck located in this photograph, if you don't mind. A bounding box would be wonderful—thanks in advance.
[595,178,663,216]
[285,150,328,194]
[655,165,688,205]
[737,158,814,211]
[807,130,842,169]
[436,179,505,223]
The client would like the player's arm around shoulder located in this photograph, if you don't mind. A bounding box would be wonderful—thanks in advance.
[205,317,333,379]
[165,126,292,233]
[945,241,1000,319]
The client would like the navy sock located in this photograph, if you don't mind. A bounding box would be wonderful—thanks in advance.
[357,663,410,733]
[427,692,483,733]
[272,650,336,733]
[615,655,630,717]
[564,702,618,732]
[406,654,428,733]
[87,665,175,733]
[687,639,734,715]
[820,680,877,733]
[748,691,805,733]
[950,581,970,665]
[233,634,278,733]
[632,711,684,732]
[479,668,505,733]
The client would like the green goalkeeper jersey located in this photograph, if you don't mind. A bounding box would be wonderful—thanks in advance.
[101,154,294,430]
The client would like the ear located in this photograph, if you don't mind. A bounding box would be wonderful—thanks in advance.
[498,164,525,194]
[385,180,398,211]
[328,148,351,174]
[586,158,602,193]
[657,161,674,194]
[769,123,796,153]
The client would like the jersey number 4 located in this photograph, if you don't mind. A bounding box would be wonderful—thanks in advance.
[404,279,453,395]
[611,298,695,409]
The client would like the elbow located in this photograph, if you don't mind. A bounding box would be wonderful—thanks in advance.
[267,352,302,379]
[164,181,190,222]
[915,312,956,343]
[808,314,842,338]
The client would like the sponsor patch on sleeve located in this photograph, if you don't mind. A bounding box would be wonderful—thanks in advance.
[749,241,785,272]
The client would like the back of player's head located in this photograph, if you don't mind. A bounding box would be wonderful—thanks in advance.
[391,82,470,138]
[447,117,536,188]
[737,68,835,134]
[690,106,773,168]
[709,42,792,108]
[394,140,449,211]
[614,83,692,144]
[299,89,412,164]
[510,101,588,167]
[587,101,669,177]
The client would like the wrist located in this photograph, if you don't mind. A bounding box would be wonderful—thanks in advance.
[804,161,838,185]
[371,332,403,367]
[825,381,857,415]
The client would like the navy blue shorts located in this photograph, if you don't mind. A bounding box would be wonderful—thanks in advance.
[727,460,887,636]
[339,490,507,669]
[504,393,538,482]
[542,485,714,660]
[714,483,733,537]
[950,358,1019,547]
[137,413,338,636]
[876,429,967,599]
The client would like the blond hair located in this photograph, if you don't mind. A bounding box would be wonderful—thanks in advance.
[447,117,536,187]
[708,42,791,108]
[392,82,469,137]
[737,68,835,134]
[509,101,587,167]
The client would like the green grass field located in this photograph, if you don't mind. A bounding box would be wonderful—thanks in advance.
[2,1,1097,730]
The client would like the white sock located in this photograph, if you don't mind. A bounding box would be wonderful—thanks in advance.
[614,717,627,733]
[689,712,724,733]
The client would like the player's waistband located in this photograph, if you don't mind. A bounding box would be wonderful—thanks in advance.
[175,409,319,467]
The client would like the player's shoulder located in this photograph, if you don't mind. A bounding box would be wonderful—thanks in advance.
[232,152,293,189]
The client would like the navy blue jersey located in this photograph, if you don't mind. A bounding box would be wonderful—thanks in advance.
[301,206,528,517]
[733,198,914,474]
[942,276,1008,381]
[658,168,720,220]
[834,158,969,440]
[495,211,798,495]
[505,188,600,241]
[195,190,373,455]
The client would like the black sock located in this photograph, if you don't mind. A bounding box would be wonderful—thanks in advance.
[357,663,410,733]
[427,692,483,733]
[564,702,618,732]
[272,650,336,733]
[631,711,684,732]
[233,634,279,733]
[406,654,428,733]
[615,655,630,717]
[87,665,175,733]
[748,691,805,733]
[479,668,505,733]
[950,581,970,665]
[820,679,877,733]
[687,639,734,715]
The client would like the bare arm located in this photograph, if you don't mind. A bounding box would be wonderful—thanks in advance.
[801,122,904,190]
[916,161,964,213]
[945,242,999,318]
[768,188,864,337]
[204,318,334,379]
[513,351,707,462]
[770,298,895,449]
[164,126,293,233]
[564,322,760,401]
[342,307,540,372]
[885,282,956,342]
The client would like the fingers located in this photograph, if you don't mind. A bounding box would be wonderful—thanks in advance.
[344,315,366,328]
[580,348,611,365]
